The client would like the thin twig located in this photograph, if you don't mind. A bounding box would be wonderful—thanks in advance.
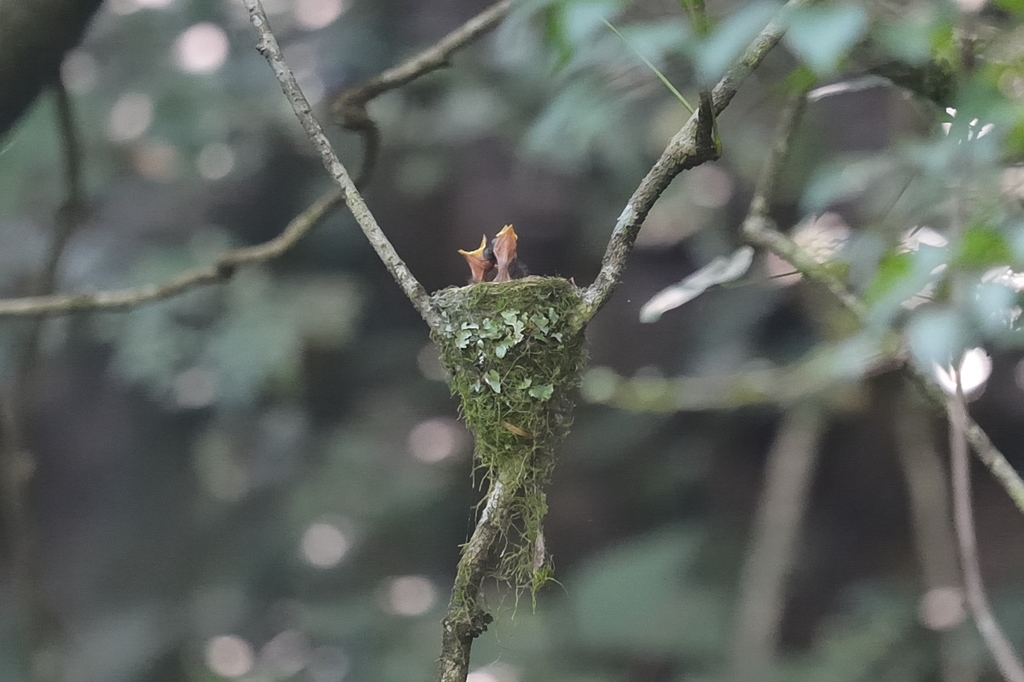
[890,379,975,682]
[581,0,813,319]
[948,378,1024,682]
[0,188,344,317]
[584,344,902,412]
[741,89,865,316]
[330,0,513,185]
[242,0,442,330]
[730,403,825,680]
[1,80,89,682]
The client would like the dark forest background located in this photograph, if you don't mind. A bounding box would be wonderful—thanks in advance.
[1,0,1023,680]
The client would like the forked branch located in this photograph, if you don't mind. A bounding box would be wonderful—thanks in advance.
[330,0,514,185]
[581,0,813,320]
[242,0,441,329]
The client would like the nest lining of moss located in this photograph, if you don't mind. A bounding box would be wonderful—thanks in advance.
[431,277,588,595]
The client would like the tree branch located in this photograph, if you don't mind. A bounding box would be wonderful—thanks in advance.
[948,382,1024,682]
[730,403,825,680]
[582,345,902,412]
[0,188,344,317]
[893,384,974,682]
[739,91,1024,517]
[437,478,512,682]
[330,0,514,185]
[242,0,442,330]
[1,82,90,682]
[581,0,813,320]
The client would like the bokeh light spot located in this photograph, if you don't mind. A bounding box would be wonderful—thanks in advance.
[580,366,619,403]
[934,348,992,398]
[918,586,966,630]
[688,164,733,208]
[175,23,230,74]
[197,143,236,180]
[793,212,849,264]
[174,367,218,408]
[417,343,447,381]
[384,575,436,616]
[133,141,180,180]
[107,93,153,142]
[301,522,350,568]
[260,630,309,678]
[205,635,254,678]
[294,0,347,30]
[61,50,98,94]
[407,418,465,463]
[467,664,519,682]
[307,646,350,682]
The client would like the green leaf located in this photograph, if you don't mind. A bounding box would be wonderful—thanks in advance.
[678,0,710,36]
[802,156,897,213]
[782,5,868,75]
[570,526,727,656]
[528,384,554,401]
[906,307,965,368]
[697,1,778,82]
[784,65,818,94]
[863,251,913,304]
[483,370,502,393]
[996,0,1024,15]
[957,225,1013,268]
[542,4,574,70]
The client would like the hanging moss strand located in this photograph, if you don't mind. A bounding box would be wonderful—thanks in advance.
[431,277,587,680]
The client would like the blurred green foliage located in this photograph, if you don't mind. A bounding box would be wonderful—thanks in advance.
[2,0,1024,681]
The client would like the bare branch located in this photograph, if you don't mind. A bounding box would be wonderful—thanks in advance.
[241,0,442,330]
[893,385,975,682]
[437,478,511,682]
[581,0,813,319]
[730,403,825,680]
[0,188,343,317]
[330,0,513,185]
[948,383,1024,682]
[1,82,89,682]
[741,88,866,315]
[583,346,902,412]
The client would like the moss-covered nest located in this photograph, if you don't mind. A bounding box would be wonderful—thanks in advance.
[431,276,588,593]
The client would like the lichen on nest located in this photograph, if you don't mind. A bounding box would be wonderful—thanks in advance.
[431,276,588,594]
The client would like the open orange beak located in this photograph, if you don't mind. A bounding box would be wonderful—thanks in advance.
[492,224,518,283]
[458,235,494,284]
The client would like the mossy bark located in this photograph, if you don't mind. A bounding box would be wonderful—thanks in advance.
[431,277,588,682]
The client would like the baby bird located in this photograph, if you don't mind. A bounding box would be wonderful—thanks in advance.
[458,224,527,284]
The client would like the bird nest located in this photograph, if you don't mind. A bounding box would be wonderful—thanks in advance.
[431,276,587,594]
